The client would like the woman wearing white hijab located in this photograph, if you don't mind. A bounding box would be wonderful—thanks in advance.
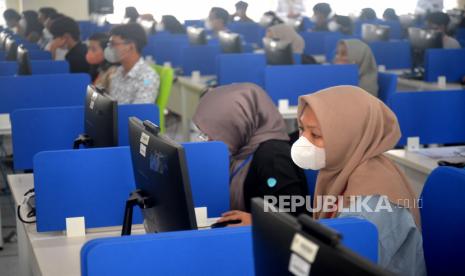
[334,39,379,97]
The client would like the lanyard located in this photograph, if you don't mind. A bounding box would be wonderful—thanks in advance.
[230,155,253,181]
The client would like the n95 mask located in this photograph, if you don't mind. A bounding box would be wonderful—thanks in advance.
[291,136,326,170]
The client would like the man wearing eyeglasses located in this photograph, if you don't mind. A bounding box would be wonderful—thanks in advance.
[106,23,159,104]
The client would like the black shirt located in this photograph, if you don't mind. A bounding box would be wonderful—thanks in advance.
[243,139,309,215]
[65,42,90,74]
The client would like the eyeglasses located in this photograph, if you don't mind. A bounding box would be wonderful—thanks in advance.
[107,41,130,48]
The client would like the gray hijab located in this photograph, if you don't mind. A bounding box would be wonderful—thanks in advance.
[268,23,305,54]
[341,39,379,97]
[193,83,289,210]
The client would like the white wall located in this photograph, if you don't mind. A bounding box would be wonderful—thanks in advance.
[8,0,89,20]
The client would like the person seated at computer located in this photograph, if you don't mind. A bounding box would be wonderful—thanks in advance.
[359,8,378,21]
[276,0,305,20]
[49,16,90,74]
[207,7,230,36]
[193,83,309,226]
[124,6,140,24]
[106,23,159,104]
[3,9,21,33]
[294,85,426,275]
[231,1,254,23]
[334,39,379,97]
[43,13,67,60]
[159,15,186,34]
[312,3,332,32]
[265,17,305,54]
[328,15,354,35]
[20,10,43,43]
[383,8,399,21]
[37,7,57,48]
[86,33,117,89]
[426,12,461,49]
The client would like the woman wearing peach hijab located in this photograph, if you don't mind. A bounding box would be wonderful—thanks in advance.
[291,85,426,275]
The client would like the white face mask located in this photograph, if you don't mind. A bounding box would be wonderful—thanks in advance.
[328,20,339,32]
[104,46,121,63]
[19,18,27,30]
[204,20,213,31]
[291,136,326,170]
[43,28,53,40]
[155,23,164,32]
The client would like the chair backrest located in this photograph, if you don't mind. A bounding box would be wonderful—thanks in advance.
[153,64,174,133]
[387,90,465,146]
[0,73,90,114]
[216,53,266,87]
[181,45,221,75]
[369,41,412,69]
[424,49,465,82]
[377,72,397,103]
[264,64,359,105]
[420,167,465,275]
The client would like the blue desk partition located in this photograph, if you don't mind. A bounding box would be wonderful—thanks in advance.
[11,104,159,170]
[216,53,266,87]
[369,41,412,69]
[181,45,221,76]
[424,49,465,82]
[0,73,90,114]
[301,31,334,55]
[80,217,378,276]
[184,20,204,28]
[228,22,266,46]
[388,90,465,146]
[265,64,359,105]
[0,60,70,76]
[377,72,398,103]
[143,35,189,67]
[28,50,52,60]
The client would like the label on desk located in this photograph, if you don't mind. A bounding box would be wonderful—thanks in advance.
[290,233,319,263]
[289,253,311,276]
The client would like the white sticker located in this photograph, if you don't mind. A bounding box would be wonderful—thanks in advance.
[91,92,99,101]
[139,143,147,157]
[89,101,95,110]
[288,253,311,276]
[290,233,319,264]
[140,132,150,146]
[66,217,86,237]
[407,136,420,152]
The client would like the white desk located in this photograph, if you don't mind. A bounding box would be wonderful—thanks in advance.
[0,113,11,136]
[280,105,298,120]
[386,69,464,92]
[384,146,465,197]
[168,75,216,141]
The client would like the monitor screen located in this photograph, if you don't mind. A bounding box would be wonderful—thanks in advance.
[187,26,207,45]
[128,117,197,233]
[17,45,32,75]
[263,37,294,65]
[251,198,390,276]
[5,36,18,61]
[83,85,118,148]
[361,24,390,42]
[408,27,443,49]
[219,31,243,53]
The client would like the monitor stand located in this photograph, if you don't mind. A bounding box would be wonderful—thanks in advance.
[73,134,94,149]
[121,189,152,236]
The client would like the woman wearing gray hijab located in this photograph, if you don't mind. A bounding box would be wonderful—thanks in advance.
[193,83,308,226]
[334,39,379,97]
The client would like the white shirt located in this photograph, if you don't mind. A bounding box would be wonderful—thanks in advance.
[277,0,306,18]
[443,35,461,49]
[415,0,444,14]
[109,58,159,104]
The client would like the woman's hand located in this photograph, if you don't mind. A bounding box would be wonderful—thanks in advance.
[216,210,252,227]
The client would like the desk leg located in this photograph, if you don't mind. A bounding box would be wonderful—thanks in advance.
[180,85,190,142]
[16,215,33,276]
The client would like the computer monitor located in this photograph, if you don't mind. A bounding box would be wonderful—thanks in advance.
[263,37,294,65]
[251,198,391,276]
[407,27,443,77]
[17,45,32,75]
[122,117,197,235]
[0,32,10,51]
[361,24,390,42]
[4,36,17,61]
[218,31,243,53]
[187,26,207,45]
[73,85,118,149]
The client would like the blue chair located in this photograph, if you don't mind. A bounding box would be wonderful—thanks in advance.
[377,72,397,103]
[424,49,465,82]
[264,64,359,105]
[0,73,90,114]
[28,50,52,60]
[181,45,221,76]
[387,90,465,146]
[420,167,465,275]
[216,53,266,87]
[369,41,412,69]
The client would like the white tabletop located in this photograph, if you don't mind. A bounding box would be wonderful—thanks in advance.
[177,75,216,92]
[0,113,11,136]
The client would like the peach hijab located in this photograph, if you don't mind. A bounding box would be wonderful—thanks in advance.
[298,85,420,227]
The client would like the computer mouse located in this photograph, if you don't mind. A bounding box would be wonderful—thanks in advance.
[210,219,242,228]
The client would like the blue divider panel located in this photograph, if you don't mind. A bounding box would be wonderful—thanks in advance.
[424,49,465,82]
[216,53,266,87]
[117,104,159,146]
[0,60,70,75]
[181,45,221,76]
[301,31,334,55]
[369,41,412,69]
[228,22,266,46]
[377,72,398,103]
[28,50,52,60]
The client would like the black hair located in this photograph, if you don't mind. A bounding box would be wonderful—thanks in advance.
[313,3,332,17]
[3,9,21,22]
[335,15,353,35]
[110,23,147,53]
[124,7,139,23]
[38,7,57,19]
[263,11,284,26]
[360,8,377,21]
[235,1,248,10]
[89,32,110,49]
[383,8,399,21]
[210,7,229,25]
[49,16,80,41]
[161,15,186,34]
[48,12,64,21]
[426,12,450,27]
[22,10,43,37]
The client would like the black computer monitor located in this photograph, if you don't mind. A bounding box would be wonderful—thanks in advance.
[407,27,443,77]
[73,85,118,149]
[0,32,10,51]
[187,26,207,45]
[263,37,294,65]
[251,198,391,276]
[4,36,17,61]
[122,117,197,235]
[361,24,390,42]
[219,31,243,53]
[17,45,32,75]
